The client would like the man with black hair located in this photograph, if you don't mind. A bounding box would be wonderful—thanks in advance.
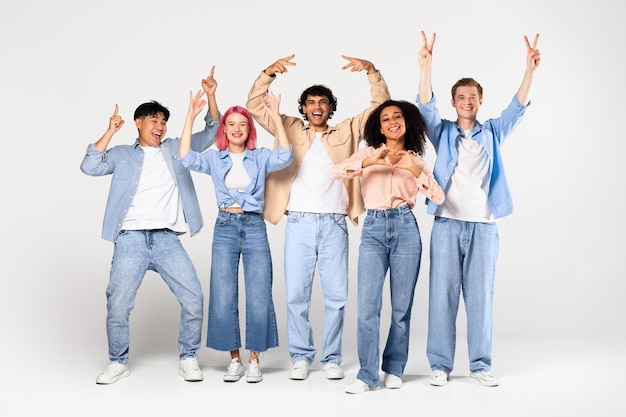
[81,70,220,384]
[246,54,390,381]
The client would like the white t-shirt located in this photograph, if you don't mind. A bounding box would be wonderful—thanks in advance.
[435,130,494,222]
[223,151,251,208]
[287,132,348,214]
[122,146,187,232]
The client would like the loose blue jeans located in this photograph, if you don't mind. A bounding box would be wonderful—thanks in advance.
[356,205,421,388]
[284,211,348,366]
[205,211,278,353]
[106,229,204,363]
[427,216,499,373]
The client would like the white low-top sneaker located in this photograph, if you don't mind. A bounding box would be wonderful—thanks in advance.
[289,360,310,380]
[223,359,245,382]
[179,357,203,382]
[96,361,130,385]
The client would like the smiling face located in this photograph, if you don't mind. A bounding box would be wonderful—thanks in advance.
[301,95,333,131]
[452,85,482,123]
[135,112,167,147]
[379,105,406,148]
[224,112,250,151]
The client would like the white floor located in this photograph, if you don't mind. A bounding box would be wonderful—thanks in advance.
[6,337,623,417]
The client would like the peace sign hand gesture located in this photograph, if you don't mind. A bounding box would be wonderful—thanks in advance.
[418,31,436,68]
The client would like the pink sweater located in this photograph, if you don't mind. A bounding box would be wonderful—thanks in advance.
[330,145,444,210]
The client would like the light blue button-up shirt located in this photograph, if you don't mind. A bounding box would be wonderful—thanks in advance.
[416,94,530,220]
[80,114,219,241]
[181,145,293,214]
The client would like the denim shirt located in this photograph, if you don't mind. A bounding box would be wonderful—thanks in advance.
[416,94,529,219]
[181,145,294,214]
[80,114,219,241]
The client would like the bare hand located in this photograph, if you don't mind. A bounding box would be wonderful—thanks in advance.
[188,90,207,118]
[264,91,281,117]
[265,54,297,76]
[341,55,374,73]
[524,34,541,70]
[201,66,218,96]
[108,104,124,133]
[365,146,393,168]
[418,31,436,68]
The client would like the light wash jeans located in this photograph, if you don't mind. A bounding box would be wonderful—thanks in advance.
[284,211,348,366]
[106,229,203,363]
[205,211,278,353]
[356,205,421,388]
[427,216,499,373]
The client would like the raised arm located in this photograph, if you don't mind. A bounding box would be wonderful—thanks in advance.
[341,55,377,74]
[246,54,297,134]
[418,31,436,104]
[201,66,220,120]
[264,91,289,151]
[516,34,541,106]
[94,104,125,152]
[179,90,207,159]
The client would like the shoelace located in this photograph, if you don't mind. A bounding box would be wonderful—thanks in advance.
[227,361,241,373]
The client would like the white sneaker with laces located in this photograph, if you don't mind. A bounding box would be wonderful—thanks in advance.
[96,361,130,385]
[223,359,245,382]
[345,379,371,394]
[470,371,499,387]
[289,360,310,380]
[384,373,403,389]
[179,357,203,382]
[429,369,449,386]
[246,359,263,383]
[323,363,345,380]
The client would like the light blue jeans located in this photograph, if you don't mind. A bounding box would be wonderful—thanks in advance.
[356,205,421,388]
[106,229,204,363]
[284,211,348,366]
[427,216,499,373]
[205,211,278,353]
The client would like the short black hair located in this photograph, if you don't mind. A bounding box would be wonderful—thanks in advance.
[298,85,337,120]
[133,100,170,121]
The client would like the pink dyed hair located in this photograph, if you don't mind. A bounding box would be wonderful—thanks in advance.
[214,105,258,151]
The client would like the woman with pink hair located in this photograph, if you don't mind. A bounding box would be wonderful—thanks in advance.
[180,68,292,383]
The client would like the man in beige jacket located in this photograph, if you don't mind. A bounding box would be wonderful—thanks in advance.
[246,54,390,381]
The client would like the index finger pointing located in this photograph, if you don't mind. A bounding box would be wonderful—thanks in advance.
[113,103,119,116]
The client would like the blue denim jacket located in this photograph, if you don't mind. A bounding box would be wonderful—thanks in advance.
[416,94,530,219]
[80,114,219,241]
[181,145,293,214]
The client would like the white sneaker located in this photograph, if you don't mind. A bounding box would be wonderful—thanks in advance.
[246,359,263,383]
[429,370,449,386]
[179,357,203,382]
[96,361,130,385]
[384,373,403,389]
[289,360,310,380]
[345,379,371,394]
[323,363,345,380]
[223,359,245,382]
[470,371,499,387]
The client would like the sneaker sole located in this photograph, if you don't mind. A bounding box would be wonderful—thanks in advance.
[429,378,448,386]
[246,376,263,383]
[223,374,244,382]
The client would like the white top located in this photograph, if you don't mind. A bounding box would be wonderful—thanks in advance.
[223,151,251,208]
[122,146,187,232]
[435,130,494,222]
[287,132,348,214]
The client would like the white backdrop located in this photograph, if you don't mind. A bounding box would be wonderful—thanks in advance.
[1,0,624,411]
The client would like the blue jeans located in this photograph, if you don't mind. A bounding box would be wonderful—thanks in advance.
[205,211,278,353]
[427,217,499,373]
[284,211,348,366]
[356,205,421,388]
[106,229,203,363]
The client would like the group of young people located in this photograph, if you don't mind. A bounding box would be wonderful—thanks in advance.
[80,31,541,394]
